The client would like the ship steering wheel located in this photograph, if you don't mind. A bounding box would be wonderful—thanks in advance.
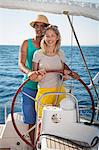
[11,72,95,148]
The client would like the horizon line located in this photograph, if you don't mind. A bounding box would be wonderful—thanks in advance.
[0,44,99,47]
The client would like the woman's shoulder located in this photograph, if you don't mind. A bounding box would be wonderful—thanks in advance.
[34,49,44,57]
[57,49,65,62]
[35,49,43,54]
[58,49,65,55]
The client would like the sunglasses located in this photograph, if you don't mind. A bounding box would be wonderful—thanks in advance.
[46,25,58,29]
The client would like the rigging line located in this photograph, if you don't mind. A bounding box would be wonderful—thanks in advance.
[70,15,74,93]
[63,11,99,101]
[70,15,73,70]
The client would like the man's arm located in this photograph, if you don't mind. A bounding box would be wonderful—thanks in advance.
[18,40,31,74]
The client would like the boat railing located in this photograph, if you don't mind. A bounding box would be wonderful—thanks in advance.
[2,101,21,123]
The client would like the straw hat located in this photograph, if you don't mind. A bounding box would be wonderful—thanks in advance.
[30,15,49,28]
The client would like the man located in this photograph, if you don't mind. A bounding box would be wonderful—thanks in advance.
[18,14,49,145]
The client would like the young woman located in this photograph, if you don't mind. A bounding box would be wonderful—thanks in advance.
[32,25,79,118]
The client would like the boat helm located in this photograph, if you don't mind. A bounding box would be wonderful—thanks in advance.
[59,94,79,122]
[60,95,76,110]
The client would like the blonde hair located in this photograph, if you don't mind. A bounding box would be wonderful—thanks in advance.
[41,25,61,54]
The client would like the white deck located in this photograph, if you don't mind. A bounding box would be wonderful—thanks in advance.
[0,113,32,150]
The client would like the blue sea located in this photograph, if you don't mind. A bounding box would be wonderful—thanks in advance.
[0,45,99,123]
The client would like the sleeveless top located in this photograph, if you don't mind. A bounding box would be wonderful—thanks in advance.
[23,39,38,90]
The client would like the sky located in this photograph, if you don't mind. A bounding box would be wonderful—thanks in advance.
[0,8,99,46]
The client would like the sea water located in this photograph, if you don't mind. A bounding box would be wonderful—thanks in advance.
[0,45,99,123]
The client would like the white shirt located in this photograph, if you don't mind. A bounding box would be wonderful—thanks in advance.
[33,49,65,88]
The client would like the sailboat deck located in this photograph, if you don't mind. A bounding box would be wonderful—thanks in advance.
[42,136,91,150]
